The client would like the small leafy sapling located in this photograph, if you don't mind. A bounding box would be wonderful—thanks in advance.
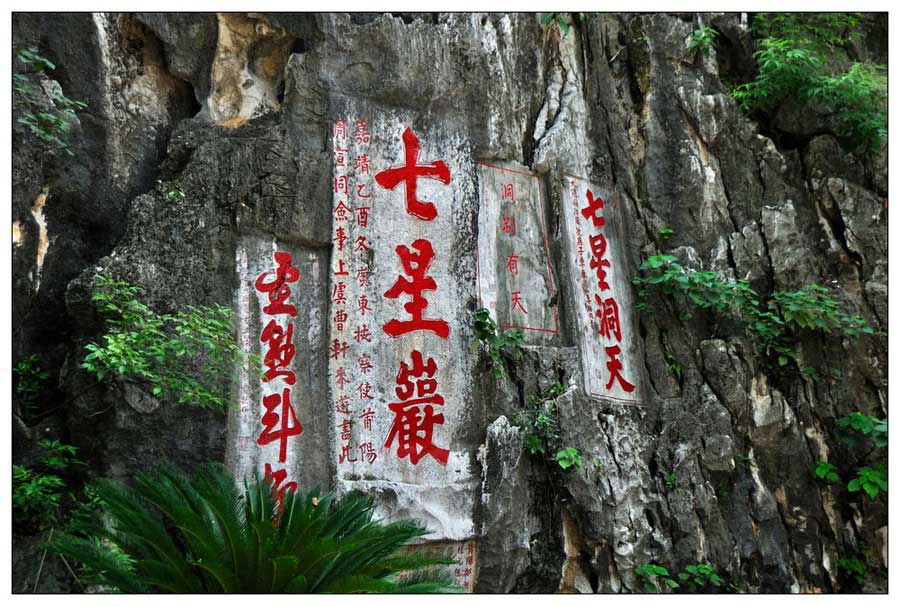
[836,557,868,585]
[634,564,679,592]
[812,460,840,483]
[555,447,583,471]
[664,471,677,490]
[13,355,49,421]
[688,26,719,57]
[847,465,887,500]
[472,307,524,380]
[836,412,887,448]
[677,563,723,592]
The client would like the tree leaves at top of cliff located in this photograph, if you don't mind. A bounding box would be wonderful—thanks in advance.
[731,13,886,155]
[81,275,255,412]
[633,255,877,365]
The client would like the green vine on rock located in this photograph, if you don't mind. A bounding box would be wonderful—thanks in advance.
[472,307,524,380]
[632,254,876,367]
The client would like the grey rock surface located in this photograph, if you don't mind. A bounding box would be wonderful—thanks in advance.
[12,11,887,594]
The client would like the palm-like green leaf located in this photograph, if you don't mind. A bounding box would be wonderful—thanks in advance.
[50,463,457,593]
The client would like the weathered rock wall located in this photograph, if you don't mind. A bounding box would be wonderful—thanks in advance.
[12,12,887,593]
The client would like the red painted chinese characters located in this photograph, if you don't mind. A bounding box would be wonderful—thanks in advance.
[384,350,449,465]
[376,127,451,465]
[580,188,635,394]
[375,127,450,221]
[254,251,303,504]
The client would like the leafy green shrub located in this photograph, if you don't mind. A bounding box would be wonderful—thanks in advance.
[539,12,572,35]
[848,465,887,500]
[813,413,886,501]
[633,255,875,365]
[39,439,86,472]
[813,460,840,483]
[539,12,592,36]
[82,275,252,411]
[751,12,861,47]
[836,412,887,447]
[677,563,723,592]
[13,464,66,529]
[13,47,87,156]
[688,26,718,57]
[13,439,85,530]
[13,354,49,421]
[513,381,565,456]
[664,471,677,490]
[472,307,524,380]
[731,38,823,112]
[731,13,886,154]
[635,564,678,592]
[836,556,868,585]
[555,447,583,471]
[806,63,887,155]
[51,463,456,593]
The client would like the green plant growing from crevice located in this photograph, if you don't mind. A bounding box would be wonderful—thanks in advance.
[13,46,87,157]
[632,255,876,367]
[814,412,886,501]
[802,366,819,382]
[658,227,674,240]
[688,26,718,58]
[836,555,868,586]
[13,439,86,532]
[677,563,723,592]
[81,274,255,412]
[812,460,840,483]
[660,332,681,382]
[837,411,887,500]
[472,307,524,380]
[555,447,583,471]
[50,463,458,593]
[13,464,66,530]
[513,381,565,456]
[635,562,735,594]
[634,564,678,592]
[539,12,594,38]
[158,179,186,203]
[13,354,49,422]
[836,412,887,448]
[731,13,885,155]
[664,471,677,490]
[848,465,887,500]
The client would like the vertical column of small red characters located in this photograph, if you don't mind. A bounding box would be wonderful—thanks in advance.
[332,118,381,468]
[570,178,595,321]
[579,188,635,395]
[254,251,302,506]
[376,127,452,466]
[453,539,476,590]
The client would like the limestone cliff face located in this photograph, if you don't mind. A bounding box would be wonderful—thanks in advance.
[12,13,887,593]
